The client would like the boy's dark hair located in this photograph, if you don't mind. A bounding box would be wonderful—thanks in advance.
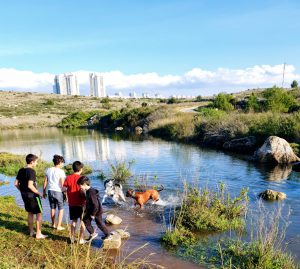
[72,161,84,172]
[25,154,38,164]
[53,155,65,166]
[77,176,90,186]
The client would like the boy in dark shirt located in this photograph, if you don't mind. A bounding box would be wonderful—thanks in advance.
[77,176,110,241]
[14,154,47,239]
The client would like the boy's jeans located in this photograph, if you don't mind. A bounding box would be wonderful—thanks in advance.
[83,212,109,236]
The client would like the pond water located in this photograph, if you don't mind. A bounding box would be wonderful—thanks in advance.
[0,128,300,268]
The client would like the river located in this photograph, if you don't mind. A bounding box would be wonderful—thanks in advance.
[0,128,299,268]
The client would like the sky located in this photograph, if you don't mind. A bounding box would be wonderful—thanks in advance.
[0,0,300,96]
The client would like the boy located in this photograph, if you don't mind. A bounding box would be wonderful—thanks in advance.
[43,155,66,230]
[77,176,110,241]
[14,154,47,239]
[63,161,86,244]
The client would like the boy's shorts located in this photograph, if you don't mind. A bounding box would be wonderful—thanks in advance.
[21,192,43,214]
[69,206,83,220]
[48,190,64,210]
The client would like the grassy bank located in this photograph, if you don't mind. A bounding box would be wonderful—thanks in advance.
[161,184,299,269]
[0,152,93,181]
[161,183,248,247]
[0,196,156,269]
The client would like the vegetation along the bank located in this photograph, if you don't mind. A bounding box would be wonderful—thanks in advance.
[161,183,299,269]
[56,86,300,154]
[0,196,157,269]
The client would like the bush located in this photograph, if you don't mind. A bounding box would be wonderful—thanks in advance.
[58,111,100,128]
[167,97,178,104]
[101,160,135,182]
[212,93,234,111]
[178,183,248,232]
[245,93,260,112]
[195,95,202,102]
[0,152,52,181]
[262,87,296,113]
[100,97,110,103]
[45,99,55,106]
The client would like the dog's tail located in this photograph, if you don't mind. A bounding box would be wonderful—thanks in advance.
[157,185,164,192]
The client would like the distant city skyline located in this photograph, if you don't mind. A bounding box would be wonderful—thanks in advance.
[0,1,299,96]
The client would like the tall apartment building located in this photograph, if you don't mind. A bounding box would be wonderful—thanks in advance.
[89,73,106,97]
[54,73,80,95]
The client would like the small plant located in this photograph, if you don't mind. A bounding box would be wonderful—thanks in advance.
[100,97,110,103]
[108,160,135,182]
[45,99,55,105]
[141,102,148,107]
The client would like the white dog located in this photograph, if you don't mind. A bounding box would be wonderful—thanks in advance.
[102,179,126,204]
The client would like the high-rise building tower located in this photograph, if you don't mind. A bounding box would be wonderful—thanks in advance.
[54,73,80,95]
[89,73,106,97]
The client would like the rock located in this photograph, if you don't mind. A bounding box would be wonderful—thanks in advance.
[115,126,123,131]
[102,232,122,249]
[114,229,130,239]
[259,189,287,201]
[203,133,227,148]
[292,162,300,172]
[105,214,122,225]
[253,136,300,164]
[223,136,257,152]
[135,126,143,134]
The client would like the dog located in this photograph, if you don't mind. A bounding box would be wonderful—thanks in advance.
[102,179,126,204]
[126,185,164,208]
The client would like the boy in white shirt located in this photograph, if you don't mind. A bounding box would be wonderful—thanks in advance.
[43,155,66,230]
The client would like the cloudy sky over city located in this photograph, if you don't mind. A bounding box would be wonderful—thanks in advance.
[1,0,300,96]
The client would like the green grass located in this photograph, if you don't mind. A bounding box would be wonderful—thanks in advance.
[162,183,248,248]
[0,180,9,186]
[0,196,158,269]
[0,152,52,180]
[100,160,134,182]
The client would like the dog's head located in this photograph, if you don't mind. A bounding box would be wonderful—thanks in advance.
[126,189,134,197]
[104,179,114,189]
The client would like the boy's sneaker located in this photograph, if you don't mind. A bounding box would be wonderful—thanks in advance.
[88,232,98,241]
[57,226,65,231]
[36,234,48,240]
[79,239,88,245]
[101,234,112,240]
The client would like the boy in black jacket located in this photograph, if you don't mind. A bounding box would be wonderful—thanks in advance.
[77,176,110,241]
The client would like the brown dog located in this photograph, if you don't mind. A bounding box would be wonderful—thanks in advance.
[126,185,164,208]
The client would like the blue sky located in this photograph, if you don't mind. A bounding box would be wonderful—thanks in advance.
[0,0,300,95]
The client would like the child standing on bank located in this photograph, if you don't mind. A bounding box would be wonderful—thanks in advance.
[14,154,47,239]
[43,155,66,230]
[63,161,86,244]
[77,176,110,241]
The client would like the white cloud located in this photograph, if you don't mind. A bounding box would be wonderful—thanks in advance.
[0,64,299,96]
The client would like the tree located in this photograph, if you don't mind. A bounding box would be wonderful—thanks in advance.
[245,93,260,112]
[195,95,202,102]
[212,93,234,111]
[291,80,298,89]
[262,86,295,113]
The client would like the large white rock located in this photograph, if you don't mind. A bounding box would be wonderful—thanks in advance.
[105,214,122,225]
[254,136,300,164]
[102,232,122,249]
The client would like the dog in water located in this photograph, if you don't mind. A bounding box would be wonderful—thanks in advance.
[126,185,164,208]
[102,179,126,204]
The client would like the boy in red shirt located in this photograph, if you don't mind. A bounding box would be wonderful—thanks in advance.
[63,161,86,244]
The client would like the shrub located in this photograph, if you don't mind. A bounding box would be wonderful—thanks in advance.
[104,160,135,182]
[195,95,202,102]
[141,102,148,107]
[262,87,296,113]
[212,93,234,111]
[100,97,110,103]
[178,183,248,232]
[45,99,55,106]
[245,93,260,112]
[167,97,178,104]
[0,152,52,180]
[58,111,100,128]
